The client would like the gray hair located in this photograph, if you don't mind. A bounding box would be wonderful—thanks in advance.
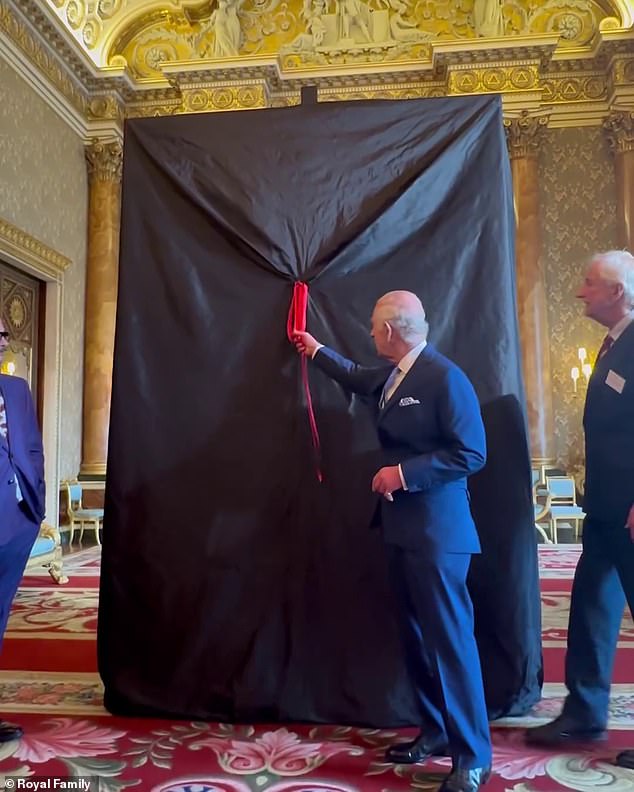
[375,292,429,343]
[593,250,634,306]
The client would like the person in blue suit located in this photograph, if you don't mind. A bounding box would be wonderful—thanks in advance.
[527,250,634,769]
[0,317,45,743]
[293,290,491,792]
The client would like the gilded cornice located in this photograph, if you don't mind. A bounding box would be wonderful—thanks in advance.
[85,139,124,182]
[603,108,634,152]
[504,110,550,159]
[0,0,88,116]
[2,0,634,128]
[0,217,71,281]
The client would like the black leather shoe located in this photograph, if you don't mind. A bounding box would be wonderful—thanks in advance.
[526,716,607,747]
[615,750,634,769]
[0,720,23,743]
[384,732,449,764]
[438,767,491,792]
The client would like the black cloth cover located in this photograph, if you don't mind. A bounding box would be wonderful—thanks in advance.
[99,94,542,724]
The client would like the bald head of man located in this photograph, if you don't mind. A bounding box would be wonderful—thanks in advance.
[370,290,429,364]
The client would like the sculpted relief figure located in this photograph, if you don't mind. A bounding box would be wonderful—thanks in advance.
[201,0,242,57]
[284,0,430,54]
[473,0,504,37]
[288,0,327,50]
[337,0,372,42]
[388,0,426,41]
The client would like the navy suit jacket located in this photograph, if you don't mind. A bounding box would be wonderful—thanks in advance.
[583,321,634,525]
[313,344,486,554]
[0,374,45,541]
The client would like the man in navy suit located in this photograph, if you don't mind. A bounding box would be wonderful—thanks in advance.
[527,250,634,769]
[293,291,491,792]
[0,317,45,742]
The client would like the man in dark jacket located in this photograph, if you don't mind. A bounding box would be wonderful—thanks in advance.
[527,250,634,771]
[0,317,45,742]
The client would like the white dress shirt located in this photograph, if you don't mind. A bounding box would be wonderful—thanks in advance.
[608,310,634,343]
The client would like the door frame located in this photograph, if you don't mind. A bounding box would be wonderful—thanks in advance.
[0,216,70,529]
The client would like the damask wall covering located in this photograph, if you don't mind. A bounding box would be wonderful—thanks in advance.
[540,126,618,482]
[0,58,87,481]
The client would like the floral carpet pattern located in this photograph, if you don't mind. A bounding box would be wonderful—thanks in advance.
[0,545,632,791]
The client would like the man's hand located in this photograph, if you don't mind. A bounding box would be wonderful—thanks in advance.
[372,466,403,500]
[627,503,634,542]
[293,331,320,357]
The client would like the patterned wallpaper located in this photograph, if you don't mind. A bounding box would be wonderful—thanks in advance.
[0,57,87,480]
[539,126,618,481]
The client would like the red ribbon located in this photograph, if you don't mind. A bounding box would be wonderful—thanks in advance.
[287,282,322,483]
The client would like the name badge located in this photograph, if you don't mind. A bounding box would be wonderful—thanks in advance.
[606,369,626,394]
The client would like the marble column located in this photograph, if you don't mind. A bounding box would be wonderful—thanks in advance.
[604,109,634,250]
[505,112,555,464]
[80,139,123,478]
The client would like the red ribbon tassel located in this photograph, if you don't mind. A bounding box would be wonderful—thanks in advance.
[287,282,323,483]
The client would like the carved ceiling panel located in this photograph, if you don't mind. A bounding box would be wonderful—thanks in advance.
[41,0,632,74]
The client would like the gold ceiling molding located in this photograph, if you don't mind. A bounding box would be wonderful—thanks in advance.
[109,0,625,81]
[0,0,88,116]
[0,217,71,281]
[1,0,633,128]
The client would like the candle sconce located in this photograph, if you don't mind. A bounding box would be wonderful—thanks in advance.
[571,347,592,393]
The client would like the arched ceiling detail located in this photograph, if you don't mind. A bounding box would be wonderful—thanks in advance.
[42,0,634,77]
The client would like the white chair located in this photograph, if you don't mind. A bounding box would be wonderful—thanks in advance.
[25,523,68,584]
[545,476,585,543]
[533,480,553,543]
[65,481,104,545]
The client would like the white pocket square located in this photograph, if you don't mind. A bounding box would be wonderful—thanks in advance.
[399,397,420,406]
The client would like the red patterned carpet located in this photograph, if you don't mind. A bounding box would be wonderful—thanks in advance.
[0,545,632,791]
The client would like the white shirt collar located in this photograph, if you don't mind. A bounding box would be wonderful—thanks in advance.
[609,310,634,343]
[396,339,427,374]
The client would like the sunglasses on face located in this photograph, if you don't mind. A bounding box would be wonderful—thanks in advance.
[0,332,9,341]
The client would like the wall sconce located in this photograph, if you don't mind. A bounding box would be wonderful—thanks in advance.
[571,347,592,392]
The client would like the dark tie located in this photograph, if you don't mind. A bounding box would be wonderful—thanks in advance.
[595,334,614,364]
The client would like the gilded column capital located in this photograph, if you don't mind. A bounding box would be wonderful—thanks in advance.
[603,110,634,155]
[85,139,123,183]
[504,111,549,160]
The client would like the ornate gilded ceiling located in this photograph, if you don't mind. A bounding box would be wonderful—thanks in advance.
[0,0,633,130]
[40,0,633,74]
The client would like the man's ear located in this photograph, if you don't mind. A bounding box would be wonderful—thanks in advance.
[612,282,625,302]
[384,321,393,341]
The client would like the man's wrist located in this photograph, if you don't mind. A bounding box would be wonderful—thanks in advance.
[398,464,408,491]
[311,344,324,359]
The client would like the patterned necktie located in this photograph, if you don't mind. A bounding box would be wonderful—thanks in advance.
[0,390,7,440]
[595,334,614,364]
[380,366,402,408]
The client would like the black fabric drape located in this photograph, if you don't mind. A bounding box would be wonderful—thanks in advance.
[99,95,542,724]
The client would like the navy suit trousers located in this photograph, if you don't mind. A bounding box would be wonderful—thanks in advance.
[563,517,634,728]
[386,545,492,769]
[0,502,39,647]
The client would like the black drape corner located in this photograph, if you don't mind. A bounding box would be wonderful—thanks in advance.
[99,94,542,724]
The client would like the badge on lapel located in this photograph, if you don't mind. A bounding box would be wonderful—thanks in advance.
[399,396,420,407]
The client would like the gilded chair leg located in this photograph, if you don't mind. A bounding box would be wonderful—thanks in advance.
[69,524,75,545]
[48,561,69,585]
[536,523,552,544]
[94,521,101,546]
